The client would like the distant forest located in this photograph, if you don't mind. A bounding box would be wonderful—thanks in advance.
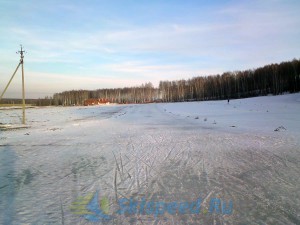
[27,58,300,106]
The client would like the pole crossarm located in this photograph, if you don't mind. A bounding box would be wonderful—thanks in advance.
[17,45,25,63]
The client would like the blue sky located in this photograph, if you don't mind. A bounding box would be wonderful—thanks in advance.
[0,0,299,98]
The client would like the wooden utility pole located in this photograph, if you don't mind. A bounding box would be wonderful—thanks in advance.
[19,45,26,124]
[0,45,26,124]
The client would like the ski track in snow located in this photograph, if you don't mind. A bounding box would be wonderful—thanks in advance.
[0,94,300,224]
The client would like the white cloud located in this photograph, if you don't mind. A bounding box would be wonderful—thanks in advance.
[1,0,299,98]
[7,0,299,63]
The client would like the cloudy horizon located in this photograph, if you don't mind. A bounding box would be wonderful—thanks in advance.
[1,0,299,98]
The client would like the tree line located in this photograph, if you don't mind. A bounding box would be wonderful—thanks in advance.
[50,82,156,106]
[159,58,300,102]
[43,58,300,106]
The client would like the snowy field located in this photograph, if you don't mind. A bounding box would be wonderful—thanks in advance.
[1,93,300,224]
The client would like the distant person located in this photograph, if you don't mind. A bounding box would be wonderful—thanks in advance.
[227,98,230,104]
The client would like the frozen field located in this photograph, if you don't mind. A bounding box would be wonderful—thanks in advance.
[1,93,300,224]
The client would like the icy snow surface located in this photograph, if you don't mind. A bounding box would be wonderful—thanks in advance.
[1,93,300,224]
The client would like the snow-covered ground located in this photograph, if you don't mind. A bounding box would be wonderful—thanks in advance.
[1,93,300,224]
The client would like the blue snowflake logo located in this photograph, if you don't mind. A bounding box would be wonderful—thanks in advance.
[70,191,112,222]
